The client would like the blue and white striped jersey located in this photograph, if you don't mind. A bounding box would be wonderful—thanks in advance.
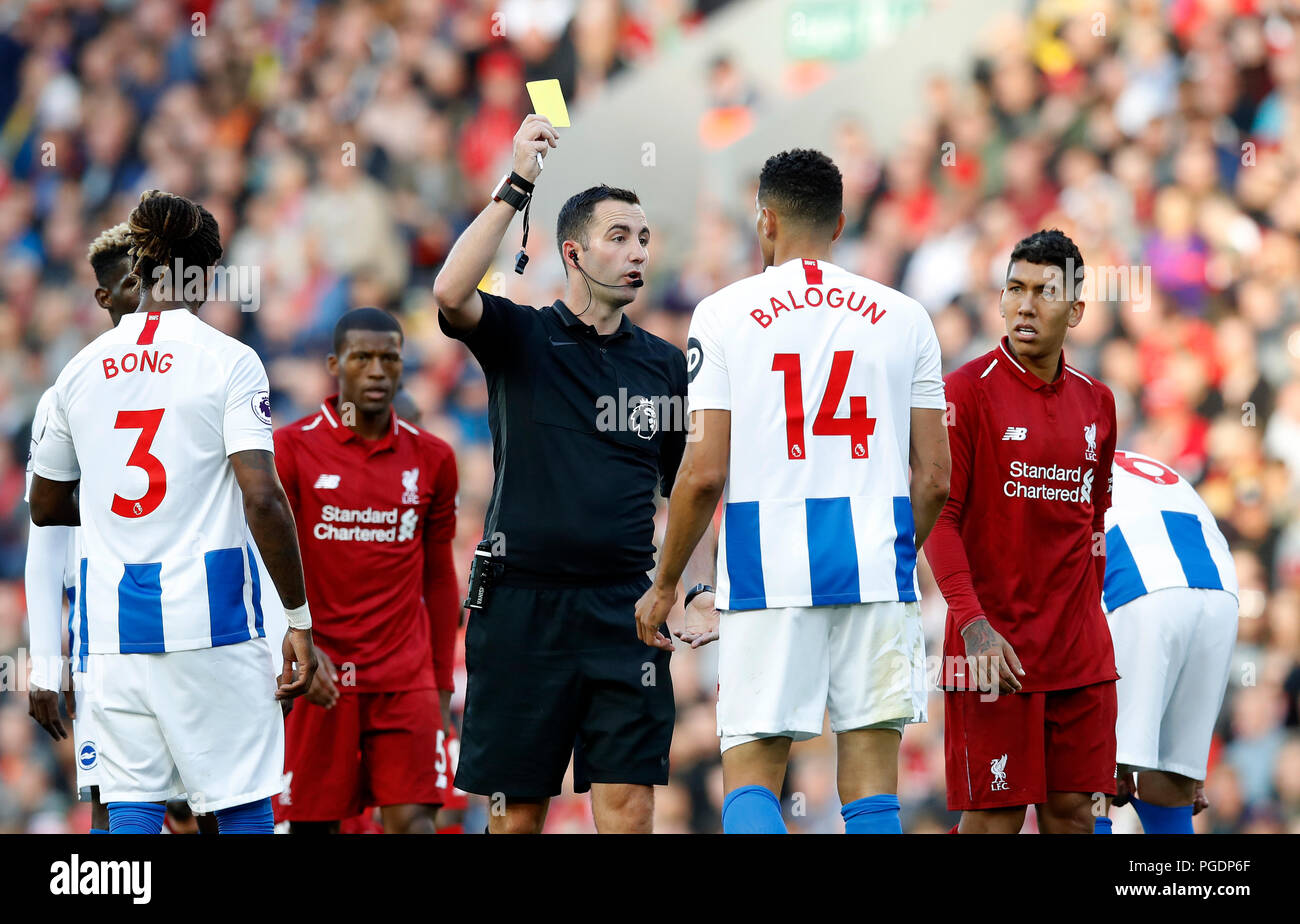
[1103,449,1238,612]
[688,258,945,610]
[32,310,275,654]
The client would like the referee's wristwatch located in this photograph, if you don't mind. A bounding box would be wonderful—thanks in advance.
[684,583,714,607]
[492,171,535,211]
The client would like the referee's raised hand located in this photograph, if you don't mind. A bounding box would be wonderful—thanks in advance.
[512,114,558,184]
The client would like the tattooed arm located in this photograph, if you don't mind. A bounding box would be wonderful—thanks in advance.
[960,616,1025,695]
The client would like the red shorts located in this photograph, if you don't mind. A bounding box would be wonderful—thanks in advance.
[944,681,1117,811]
[338,809,383,835]
[276,688,445,823]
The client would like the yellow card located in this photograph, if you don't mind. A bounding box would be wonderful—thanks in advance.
[526,79,570,127]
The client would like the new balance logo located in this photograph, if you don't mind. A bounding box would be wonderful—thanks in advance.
[1002,427,1028,441]
[314,474,341,490]
[990,754,1010,791]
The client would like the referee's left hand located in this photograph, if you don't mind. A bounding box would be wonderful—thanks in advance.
[634,583,677,650]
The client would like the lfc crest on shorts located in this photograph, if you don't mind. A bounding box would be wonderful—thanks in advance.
[990,753,1009,791]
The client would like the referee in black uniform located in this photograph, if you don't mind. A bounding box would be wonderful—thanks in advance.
[433,115,716,833]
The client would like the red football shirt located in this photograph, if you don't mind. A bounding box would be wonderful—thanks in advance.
[926,338,1119,692]
[274,397,458,693]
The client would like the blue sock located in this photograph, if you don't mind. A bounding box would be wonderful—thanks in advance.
[215,797,275,834]
[88,828,109,835]
[1094,816,1113,834]
[841,794,902,833]
[721,785,786,834]
[1131,797,1193,834]
[107,802,165,834]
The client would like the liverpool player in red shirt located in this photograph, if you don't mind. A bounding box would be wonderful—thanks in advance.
[273,308,460,834]
[926,230,1118,833]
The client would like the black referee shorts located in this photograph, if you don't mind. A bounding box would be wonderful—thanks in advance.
[455,575,675,799]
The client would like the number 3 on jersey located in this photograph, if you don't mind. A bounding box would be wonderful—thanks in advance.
[772,351,875,461]
[111,408,167,518]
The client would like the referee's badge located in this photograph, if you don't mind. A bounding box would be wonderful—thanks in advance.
[630,398,658,440]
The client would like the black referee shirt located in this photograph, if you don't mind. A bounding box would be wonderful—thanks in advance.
[439,291,689,586]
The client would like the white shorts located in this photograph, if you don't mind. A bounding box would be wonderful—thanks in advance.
[717,600,927,753]
[71,666,107,796]
[86,637,285,813]
[73,666,187,801]
[1107,586,1238,779]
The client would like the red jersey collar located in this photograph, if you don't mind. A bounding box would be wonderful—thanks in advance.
[319,394,399,451]
[997,337,1066,391]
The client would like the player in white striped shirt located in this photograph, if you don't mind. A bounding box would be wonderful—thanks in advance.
[1095,449,1238,834]
[26,223,139,833]
[635,150,951,833]
[28,190,316,834]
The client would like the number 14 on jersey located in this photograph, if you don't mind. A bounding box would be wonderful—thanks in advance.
[771,350,875,461]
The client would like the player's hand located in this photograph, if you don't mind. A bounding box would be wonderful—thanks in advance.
[960,617,1024,694]
[512,114,557,183]
[277,627,318,702]
[439,689,453,735]
[1193,780,1209,816]
[634,582,677,650]
[1114,769,1136,807]
[28,685,67,741]
[676,590,719,649]
[305,646,340,709]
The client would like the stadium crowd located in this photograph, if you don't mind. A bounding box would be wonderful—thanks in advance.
[1,0,1299,833]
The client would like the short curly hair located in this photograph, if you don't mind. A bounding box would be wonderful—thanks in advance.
[86,222,133,285]
[1007,229,1086,300]
[757,149,843,230]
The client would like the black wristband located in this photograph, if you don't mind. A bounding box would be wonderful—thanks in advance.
[508,170,536,194]
[492,175,530,211]
[684,583,715,607]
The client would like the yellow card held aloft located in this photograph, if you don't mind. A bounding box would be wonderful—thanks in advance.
[526,79,570,127]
